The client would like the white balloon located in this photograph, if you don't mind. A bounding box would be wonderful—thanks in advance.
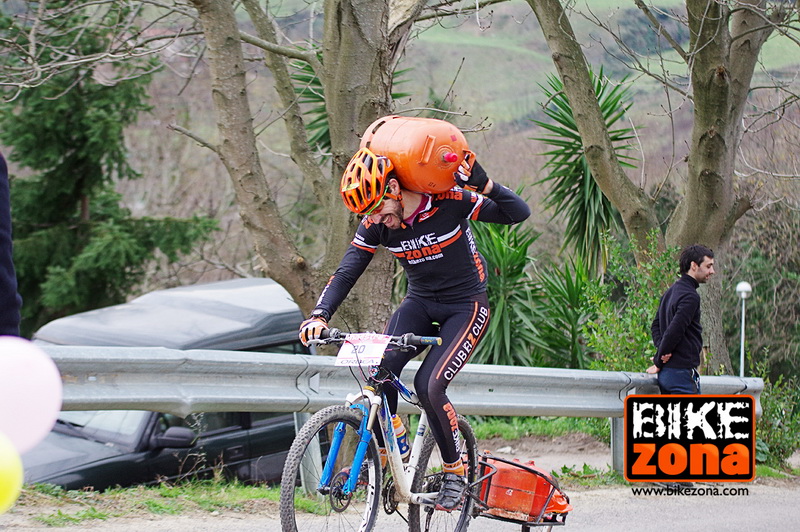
[0,336,63,454]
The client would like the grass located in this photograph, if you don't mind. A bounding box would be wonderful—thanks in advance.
[756,464,797,480]
[551,463,626,488]
[36,507,111,527]
[470,415,610,444]
[12,448,795,526]
[13,478,282,527]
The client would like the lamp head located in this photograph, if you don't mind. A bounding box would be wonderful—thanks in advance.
[736,281,752,299]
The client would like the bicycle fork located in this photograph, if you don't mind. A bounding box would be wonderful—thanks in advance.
[317,386,437,507]
[317,389,382,496]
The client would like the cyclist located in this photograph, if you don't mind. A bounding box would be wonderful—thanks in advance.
[299,147,530,511]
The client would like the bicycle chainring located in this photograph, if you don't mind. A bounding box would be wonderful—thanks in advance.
[382,476,398,514]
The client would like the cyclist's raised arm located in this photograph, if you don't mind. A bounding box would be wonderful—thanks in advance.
[470,183,531,224]
[454,153,530,225]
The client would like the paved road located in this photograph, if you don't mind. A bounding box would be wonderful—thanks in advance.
[3,481,796,531]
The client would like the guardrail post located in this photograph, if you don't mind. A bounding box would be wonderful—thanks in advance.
[610,417,625,474]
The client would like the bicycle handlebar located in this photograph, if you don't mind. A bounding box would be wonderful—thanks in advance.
[319,328,442,347]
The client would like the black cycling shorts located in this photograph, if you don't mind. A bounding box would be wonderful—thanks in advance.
[379,292,490,464]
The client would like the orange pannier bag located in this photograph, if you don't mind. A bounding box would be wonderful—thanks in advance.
[478,453,573,523]
[359,115,470,194]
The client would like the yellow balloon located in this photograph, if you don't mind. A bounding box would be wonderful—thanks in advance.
[0,431,23,515]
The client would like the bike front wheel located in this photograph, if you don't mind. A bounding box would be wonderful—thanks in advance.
[408,415,478,532]
[279,405,382,532]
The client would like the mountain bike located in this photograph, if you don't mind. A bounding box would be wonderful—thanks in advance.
[279,328,480,532]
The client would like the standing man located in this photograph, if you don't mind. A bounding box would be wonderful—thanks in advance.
[1,150,22,337]
[299,147,530,511]
[646,244,715,394]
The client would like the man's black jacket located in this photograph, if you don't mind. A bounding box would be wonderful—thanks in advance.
[1,151,22,336]
[651,274,702,369]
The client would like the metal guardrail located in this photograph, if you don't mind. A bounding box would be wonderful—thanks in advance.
[42,346,764,473]
[44,346,764,416]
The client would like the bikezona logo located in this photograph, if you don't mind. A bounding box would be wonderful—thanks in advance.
[624,395,755,483]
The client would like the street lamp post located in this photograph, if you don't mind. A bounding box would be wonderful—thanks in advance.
[735,281,752,377]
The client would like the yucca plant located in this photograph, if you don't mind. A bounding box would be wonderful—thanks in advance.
[470,217,547,367]
[290,52,331,156]
[534,257,594,369]
[532,68,637,276]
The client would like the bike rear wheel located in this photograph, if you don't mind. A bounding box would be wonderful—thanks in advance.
[408,415,477,532]
[279,405,382,532]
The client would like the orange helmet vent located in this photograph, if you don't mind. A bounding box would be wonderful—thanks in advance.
[340,148,394,215]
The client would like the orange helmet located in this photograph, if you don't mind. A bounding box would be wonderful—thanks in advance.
[340,148,394,215]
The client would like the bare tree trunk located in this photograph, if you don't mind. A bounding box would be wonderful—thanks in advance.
[191,0,416,332]
[240,0,331,310]
[525,0,664,263]
[190,0,310,303]
[665,0,785,370]
[319,0,398,330]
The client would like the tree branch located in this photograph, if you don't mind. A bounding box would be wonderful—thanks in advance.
[634,0,689,62]
[167,123,218,154]
[238,31,323,74]
[416,0,511,23]
[240,0,326,195]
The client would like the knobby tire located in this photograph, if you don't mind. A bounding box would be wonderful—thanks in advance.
[279,405,381,532]
[408,415,478,532]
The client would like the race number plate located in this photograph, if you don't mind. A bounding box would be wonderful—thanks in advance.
[334,333,390,366]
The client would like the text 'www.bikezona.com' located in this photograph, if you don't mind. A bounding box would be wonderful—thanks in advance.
[630,486,750,497]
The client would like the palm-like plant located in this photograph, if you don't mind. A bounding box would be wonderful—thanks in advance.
[534,257,593,369]
[532,69,637,276]
[470,216,547,367]
[290,53,331,156]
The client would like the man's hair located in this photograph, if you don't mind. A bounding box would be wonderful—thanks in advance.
[679,244,714,275]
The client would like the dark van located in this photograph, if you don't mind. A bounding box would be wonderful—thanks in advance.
[24,278,307,491]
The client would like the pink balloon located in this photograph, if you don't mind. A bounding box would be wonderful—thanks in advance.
[0,336,63,454]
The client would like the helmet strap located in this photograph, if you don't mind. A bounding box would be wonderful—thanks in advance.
[384,178,404,211]
[385,190,403,210]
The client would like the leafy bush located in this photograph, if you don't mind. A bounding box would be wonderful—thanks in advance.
[584,234,676,372]
[752,358,800,468]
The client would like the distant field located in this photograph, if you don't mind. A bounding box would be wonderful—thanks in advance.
[408,20,551,123]
[404,1,798,126]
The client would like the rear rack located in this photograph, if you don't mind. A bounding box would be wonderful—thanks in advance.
[470,452,571,531]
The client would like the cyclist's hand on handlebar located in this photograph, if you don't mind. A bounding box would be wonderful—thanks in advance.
[299,316,329,346]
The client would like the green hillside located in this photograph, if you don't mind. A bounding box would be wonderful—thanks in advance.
[402,1,798,126]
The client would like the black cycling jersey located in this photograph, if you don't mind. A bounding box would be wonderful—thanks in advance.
[314,184,530,314]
